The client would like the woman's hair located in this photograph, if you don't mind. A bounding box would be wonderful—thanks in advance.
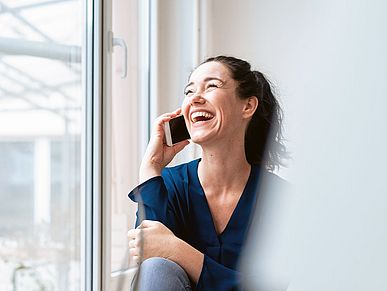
[201,55,288,171]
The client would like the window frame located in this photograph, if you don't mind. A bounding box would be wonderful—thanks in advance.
[82,0,104,290]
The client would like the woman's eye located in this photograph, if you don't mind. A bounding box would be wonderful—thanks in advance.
[207,83,222,88]
[184,89,194,96]
[207,83,220,90]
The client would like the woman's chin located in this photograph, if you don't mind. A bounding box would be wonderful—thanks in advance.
[190,133,209,144]
[190,132,216,145]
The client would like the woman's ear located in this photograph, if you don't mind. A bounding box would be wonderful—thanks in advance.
[242,96,259,119]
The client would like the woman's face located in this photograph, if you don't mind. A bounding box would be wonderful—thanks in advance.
[181,61,250,146]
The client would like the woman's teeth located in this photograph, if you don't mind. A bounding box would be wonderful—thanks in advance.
[191,111,214,123]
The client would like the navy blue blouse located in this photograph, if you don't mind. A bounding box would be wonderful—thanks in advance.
[128,159,261,291]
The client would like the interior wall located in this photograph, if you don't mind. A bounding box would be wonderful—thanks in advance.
[155,0,195,115]
[206,0,387,179]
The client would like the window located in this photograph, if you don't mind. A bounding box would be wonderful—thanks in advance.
[0,0,84,289]
[0,142,34,229]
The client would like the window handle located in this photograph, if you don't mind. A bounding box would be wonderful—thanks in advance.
[110,32,128,79]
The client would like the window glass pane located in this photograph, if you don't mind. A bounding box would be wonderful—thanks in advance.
[0,142,34,229]
[0,0,83,290]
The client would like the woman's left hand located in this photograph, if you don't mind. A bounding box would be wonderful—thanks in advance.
[127,220,178,265]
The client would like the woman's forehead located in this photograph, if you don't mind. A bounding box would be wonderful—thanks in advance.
[189,61,232,83]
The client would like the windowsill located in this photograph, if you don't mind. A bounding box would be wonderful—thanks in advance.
[110,266,138,289]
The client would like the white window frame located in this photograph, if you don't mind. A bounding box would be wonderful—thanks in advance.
[82,0,104,290]
[85,0,151,289]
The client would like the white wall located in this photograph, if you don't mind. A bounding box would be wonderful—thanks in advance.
[154,1,195,115]
[207,0,387,177]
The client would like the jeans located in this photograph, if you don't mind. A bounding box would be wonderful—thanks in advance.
[132,257,192,291]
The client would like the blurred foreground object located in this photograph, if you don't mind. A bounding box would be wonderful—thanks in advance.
[240,0,387,290]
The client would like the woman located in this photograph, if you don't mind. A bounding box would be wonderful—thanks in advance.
[127,56,286,290]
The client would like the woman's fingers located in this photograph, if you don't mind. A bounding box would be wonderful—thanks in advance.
[156,108,181,122]
[128,230,141,264]
[128,238,138,248]
[137,219,157,229]
[172,107,182,115]
[154,111,182,131]
[129,246,138,256]
[132,255,141,265]
[127,228,141,240]
[151,109,185,142]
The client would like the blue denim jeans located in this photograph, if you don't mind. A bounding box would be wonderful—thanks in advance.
[132,257,192,291]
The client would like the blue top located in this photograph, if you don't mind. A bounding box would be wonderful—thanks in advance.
[128,159,261,291]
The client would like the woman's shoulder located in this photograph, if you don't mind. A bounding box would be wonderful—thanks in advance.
[161,158,200,184]
[164,158,199,171]
[248,164,289,196]
[257,170,290,204]
[262,171,288,185]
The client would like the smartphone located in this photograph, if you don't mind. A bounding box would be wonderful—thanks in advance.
[164,115,190,146]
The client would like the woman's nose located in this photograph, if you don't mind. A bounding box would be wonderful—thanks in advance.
[190,92,205,105]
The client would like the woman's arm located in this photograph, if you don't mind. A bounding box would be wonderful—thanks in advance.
[128,220,204,283]
[170,236,204,283]
[128,220,241,290]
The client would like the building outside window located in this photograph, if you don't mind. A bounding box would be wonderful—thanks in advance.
[0,0,83,289]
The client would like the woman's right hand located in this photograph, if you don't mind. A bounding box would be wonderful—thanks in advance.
[139,108,190,183]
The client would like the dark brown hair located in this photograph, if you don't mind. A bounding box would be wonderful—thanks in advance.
[202,56,287,170]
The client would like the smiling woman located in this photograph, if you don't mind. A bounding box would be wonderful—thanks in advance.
[127,56,287,291]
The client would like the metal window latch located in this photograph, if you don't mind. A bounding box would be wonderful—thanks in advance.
[109,31,128,79]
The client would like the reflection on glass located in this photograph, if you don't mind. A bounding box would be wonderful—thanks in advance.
[0,0,82,290]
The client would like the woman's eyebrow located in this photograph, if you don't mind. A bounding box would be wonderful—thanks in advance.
[184,82,194,91]
[184,77,225,91]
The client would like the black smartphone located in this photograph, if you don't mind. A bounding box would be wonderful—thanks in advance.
[164,115,190,146]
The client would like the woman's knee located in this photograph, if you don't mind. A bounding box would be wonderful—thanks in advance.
[134,257,191,291]
[141,257,168,272]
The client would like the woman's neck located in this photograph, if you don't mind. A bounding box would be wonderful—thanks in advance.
[198,142,251,195]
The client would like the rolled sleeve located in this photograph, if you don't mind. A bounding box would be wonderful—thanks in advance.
[128,176,169,226]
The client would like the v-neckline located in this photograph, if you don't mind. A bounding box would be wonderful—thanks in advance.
[192,159,254,238]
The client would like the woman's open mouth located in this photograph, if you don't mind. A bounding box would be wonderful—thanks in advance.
[190,111,214,123]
